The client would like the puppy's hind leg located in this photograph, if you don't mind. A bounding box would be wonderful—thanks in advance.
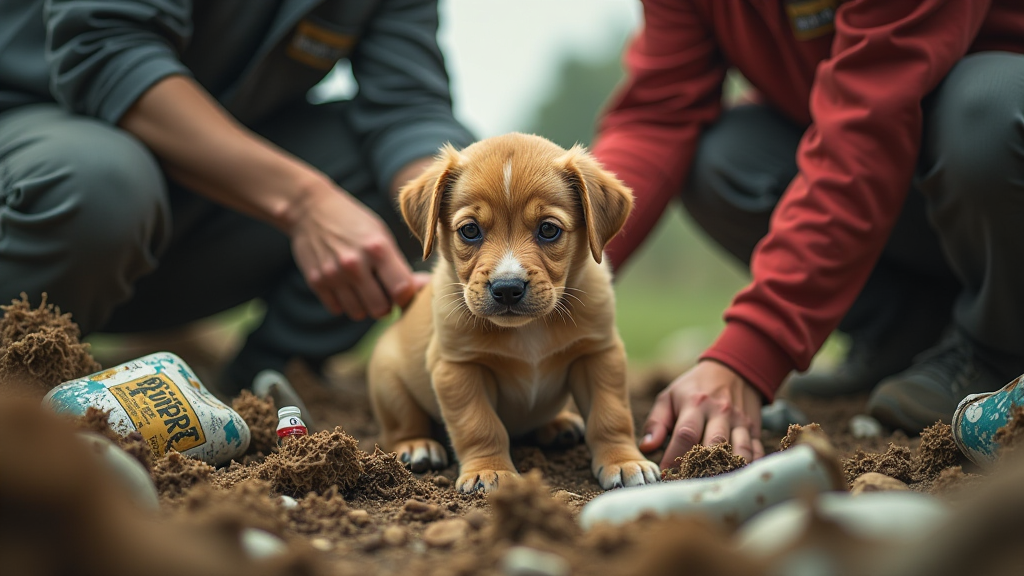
[368,364,448,473]
[528,407,585,449]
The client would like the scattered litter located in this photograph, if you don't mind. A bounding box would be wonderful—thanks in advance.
[76,431,159,510]
[953,373,1024,466]
[44,352,251,465]
[580,430,846,529]
[736,492,949,562]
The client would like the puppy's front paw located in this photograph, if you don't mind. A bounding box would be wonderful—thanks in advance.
[456,469,518,493]
[594,457,660,490]
[394,439,449,473]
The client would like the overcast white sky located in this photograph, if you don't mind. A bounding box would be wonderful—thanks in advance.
[313,1,643,138]
[438,0,642,137]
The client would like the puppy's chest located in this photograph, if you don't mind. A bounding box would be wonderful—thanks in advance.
[478,326,584,408]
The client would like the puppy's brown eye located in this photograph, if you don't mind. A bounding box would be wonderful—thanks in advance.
[538,222,561,242]
[459,223,482,242]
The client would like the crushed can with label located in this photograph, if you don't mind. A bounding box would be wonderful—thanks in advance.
[43,352,251,466]
[952,373,1024,467]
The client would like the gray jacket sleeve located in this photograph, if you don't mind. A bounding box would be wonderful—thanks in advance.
[44,0,193,124]
[346,0,475,193]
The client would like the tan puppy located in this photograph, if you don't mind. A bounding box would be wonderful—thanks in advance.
[368,133,659,493]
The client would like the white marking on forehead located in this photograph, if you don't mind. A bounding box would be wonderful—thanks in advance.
[503,159,513,199]
[493,251,525,278]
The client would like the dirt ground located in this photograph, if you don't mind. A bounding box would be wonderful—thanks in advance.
[2,296,1023,576]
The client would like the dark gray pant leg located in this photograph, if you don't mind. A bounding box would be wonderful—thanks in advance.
[918,51,1024,377]
[683,104,959,348]
[0,104,170,333]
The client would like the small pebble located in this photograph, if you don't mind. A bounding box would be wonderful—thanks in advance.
[348,509,372,526]
[279,495,298,509]
[403,499,442,521]
[500,546,570,576]
[383,525,407,546]
[310,537,333,552]
[432,475,452,488]
[849,414,884,439]
[422,518,470,548]
[760,400,810,435]
[240,528,287,559]
[464,509,488,531]
[851,472,909,495]
[358,533,385,552]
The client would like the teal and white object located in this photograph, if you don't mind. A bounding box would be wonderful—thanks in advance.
[952,374,1024,467]
[44,352,250,466]
[578,439,846,530]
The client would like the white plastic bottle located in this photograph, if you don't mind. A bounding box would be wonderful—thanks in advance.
[276,406,308,443]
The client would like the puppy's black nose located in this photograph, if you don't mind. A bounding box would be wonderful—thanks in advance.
[489,279,526,306]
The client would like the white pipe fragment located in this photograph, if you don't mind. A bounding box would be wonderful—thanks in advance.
[736,491,949,558]
[579,433,845,530]
[76,432,159,511]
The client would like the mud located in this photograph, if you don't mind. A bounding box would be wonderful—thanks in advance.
[7,299,1024,575]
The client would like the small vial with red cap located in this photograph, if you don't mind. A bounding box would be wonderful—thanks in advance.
[276,406,308,443]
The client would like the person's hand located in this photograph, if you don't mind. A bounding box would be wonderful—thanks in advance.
[288,177,421,320]
[639,359,765,468]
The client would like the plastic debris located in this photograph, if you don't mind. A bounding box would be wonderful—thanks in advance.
[44,352,250,465]
[579,430,845,530]
[952,373,1024,467]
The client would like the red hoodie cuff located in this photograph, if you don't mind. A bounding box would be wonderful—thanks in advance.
[700,321,797,403]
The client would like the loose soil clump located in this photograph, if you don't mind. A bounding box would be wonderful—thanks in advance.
[0,293,100,394]
[153,451,216,502]
[843,443,914,484]
[261,427,364,496]
[663,442,746,480]
[913,422,960,481]
[486,469,579,546]
[233,390,279,456]
[779,422,824,450]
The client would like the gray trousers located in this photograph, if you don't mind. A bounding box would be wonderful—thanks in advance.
[683,52,1024,376]
[0,99,420,392]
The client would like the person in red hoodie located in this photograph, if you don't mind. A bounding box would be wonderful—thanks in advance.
[593,0,1024,467]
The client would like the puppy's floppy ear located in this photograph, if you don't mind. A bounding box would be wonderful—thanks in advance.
[557,145,634,263]
[399,144,463,260]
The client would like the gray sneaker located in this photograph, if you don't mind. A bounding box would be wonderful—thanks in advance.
[867,331,1009,434]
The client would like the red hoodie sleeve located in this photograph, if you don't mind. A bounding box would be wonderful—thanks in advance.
[592,0,727,269]
[702,0,991,400]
